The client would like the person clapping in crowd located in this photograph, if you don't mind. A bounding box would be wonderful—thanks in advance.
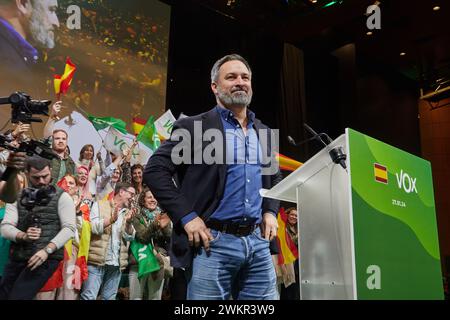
[80,182,135,300]
[128,188,172,300]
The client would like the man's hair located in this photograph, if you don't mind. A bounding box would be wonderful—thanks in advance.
[26,156,51,172]
[114,181,132,195]
[210,54,252,83]
[53,129,68,138]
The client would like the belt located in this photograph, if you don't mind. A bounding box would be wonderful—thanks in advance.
[206,220,258,237]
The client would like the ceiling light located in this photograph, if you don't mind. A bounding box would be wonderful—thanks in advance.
[400,52,406,56]
[433,6,441,11]
[366,31,373,36]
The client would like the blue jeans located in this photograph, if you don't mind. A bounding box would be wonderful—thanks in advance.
[80,264,121,300]
[187,227,278,300]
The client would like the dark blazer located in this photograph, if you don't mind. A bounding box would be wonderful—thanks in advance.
[144,107,282,268]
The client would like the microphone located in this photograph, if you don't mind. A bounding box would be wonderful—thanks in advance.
[288,124,347,170]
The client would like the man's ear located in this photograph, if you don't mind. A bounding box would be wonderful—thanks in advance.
[16,0,33,16]
[211,82,218,95]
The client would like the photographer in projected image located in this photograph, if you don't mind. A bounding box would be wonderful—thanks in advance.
[0,156,75,300]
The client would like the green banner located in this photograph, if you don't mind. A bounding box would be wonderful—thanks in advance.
[130,241,160,279]
[348,129,443,299]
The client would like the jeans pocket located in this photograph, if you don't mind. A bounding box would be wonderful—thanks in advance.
[253,229,270,243]
[208,229,222,245]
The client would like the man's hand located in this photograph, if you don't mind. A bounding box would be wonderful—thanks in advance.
[50,101,64,119]
[6,152,26,171]
[184,216,214,251]
[27,249,48,271]
[12,122,30,139]
[261,212,278,241]
[25,227,42,241]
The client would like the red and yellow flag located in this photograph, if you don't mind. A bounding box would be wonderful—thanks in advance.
[276,207,299,265]
[54,57,76,96]
[374,163,388,184]
[74,203,91,288]
[132,117,147,136]
[276,153,302,172]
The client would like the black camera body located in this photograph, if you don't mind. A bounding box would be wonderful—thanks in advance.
[0,134,58,161]
[20,185,57,211]
[0,92,51,123]
[25,212,41,229]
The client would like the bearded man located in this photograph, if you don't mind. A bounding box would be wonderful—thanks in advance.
[0,0,60,92]
[144,54,282,300]
[50,129,75,184]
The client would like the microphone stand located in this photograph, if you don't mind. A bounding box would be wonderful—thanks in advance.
[288,123,347,170]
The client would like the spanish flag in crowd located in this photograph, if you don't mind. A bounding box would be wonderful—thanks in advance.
[132,117,147,136]
[54,57,76,96]
[74,203,91,288]
[277,153,302,172]
[39,204,91,292]
[276,207,299,265]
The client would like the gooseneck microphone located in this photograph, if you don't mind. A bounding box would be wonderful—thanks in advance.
[288,124,347,170]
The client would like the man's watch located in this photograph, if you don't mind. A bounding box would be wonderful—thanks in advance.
[45,246,54,255]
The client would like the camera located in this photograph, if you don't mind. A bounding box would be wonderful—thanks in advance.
[0,134,58,161]
[25,212,41,229]
[20,185,57,211]
[0,92,51,123]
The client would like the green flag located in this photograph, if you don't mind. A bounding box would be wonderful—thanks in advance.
[87,115,128,134]
[136,116,161,151]
[130,240,160,279]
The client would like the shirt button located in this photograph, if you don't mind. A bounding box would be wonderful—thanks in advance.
[245,199,249,203]
[247,179,250,183]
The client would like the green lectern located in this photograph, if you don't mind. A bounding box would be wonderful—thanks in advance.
[261,128,443,300]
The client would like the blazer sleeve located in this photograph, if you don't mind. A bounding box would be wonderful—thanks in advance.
[262,127,283,216]
[143,119,193,225]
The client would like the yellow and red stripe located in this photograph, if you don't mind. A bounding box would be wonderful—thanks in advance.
[276,153,302,172]
[374,163,388,184]
[132,117,147,136]
[54,57,76,96]
[276,207,299,265]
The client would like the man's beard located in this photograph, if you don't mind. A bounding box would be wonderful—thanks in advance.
[216,86,252,108]
[53,145,65,153]
[29,7,55,49]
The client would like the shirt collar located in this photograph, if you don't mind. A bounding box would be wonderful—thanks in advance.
[215,105,256,128]
[0,18,39,64]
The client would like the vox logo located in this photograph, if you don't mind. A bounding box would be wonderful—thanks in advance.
[395,170,418,194]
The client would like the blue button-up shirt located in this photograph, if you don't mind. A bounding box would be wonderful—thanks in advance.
[181,106,264,226]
